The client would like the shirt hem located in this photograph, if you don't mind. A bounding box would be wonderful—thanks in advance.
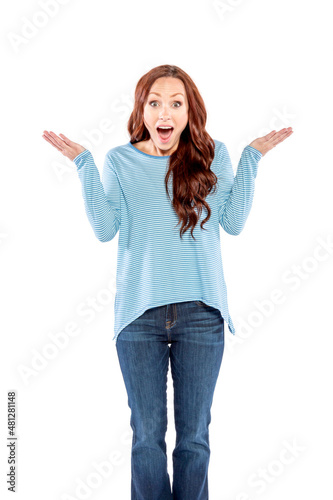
[112,298,236,344]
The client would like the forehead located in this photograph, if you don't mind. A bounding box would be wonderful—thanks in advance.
[149,77,186,96]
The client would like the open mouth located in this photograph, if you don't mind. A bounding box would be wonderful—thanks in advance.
[156,126,174,142]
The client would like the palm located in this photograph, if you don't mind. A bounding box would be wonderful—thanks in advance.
[42,130,86,161]
[249,127,293,157]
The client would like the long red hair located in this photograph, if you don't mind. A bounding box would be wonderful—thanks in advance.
[127,64,217,240]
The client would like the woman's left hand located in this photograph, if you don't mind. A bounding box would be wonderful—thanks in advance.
[249,127,293,157]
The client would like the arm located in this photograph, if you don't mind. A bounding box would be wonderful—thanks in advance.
[73,150,121,242]
[217,143,262,235]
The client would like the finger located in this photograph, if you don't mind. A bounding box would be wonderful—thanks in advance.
[266,127,291,141]
[48,131,67,150]
[267,128,291,145]
[278,129,293,139]
[44,131,69,154]
[42,134,63,152]
[275,130,293,145]
[275,127,293,138]
[43,131,61,148]
[270,129,293,146]
[59,133,72,145]
[264,130,277,141]
[43,130,61,147]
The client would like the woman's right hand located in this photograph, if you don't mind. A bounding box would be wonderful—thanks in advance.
[42,131,86,161]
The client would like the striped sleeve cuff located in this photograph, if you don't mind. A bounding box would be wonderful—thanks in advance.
[244,145,262,161]
[73,149,91,168]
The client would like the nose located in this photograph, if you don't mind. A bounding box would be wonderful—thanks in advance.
[159,105,171,120]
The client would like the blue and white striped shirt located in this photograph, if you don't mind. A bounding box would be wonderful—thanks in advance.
[73,140,262,343]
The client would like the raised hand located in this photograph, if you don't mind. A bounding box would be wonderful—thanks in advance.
[42,131,86,161]
[249,127,293,157]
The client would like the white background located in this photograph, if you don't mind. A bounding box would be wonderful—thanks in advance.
[1,0,332,499]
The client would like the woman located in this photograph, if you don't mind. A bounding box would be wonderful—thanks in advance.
[42,64,293,500]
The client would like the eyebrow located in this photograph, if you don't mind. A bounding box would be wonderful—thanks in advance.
[148,92,184,97]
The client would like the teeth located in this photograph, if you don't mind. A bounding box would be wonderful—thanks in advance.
[158,126,172,129]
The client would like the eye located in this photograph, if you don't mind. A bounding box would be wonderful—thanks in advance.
[148,101,182,107]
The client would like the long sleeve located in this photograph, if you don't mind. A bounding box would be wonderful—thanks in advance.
[73,149,121,242]
[217,143,262,235]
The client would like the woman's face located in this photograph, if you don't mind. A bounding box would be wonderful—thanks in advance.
[143,77,189,156]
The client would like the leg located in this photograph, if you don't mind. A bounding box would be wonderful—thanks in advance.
[169,302,225,500]
[116,308,173,500]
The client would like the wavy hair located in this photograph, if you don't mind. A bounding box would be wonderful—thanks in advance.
[127,64,217,240]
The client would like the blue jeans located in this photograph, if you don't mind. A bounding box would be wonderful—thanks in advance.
[116,300,225,500]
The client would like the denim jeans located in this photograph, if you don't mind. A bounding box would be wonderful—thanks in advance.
[116,300,225,500]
